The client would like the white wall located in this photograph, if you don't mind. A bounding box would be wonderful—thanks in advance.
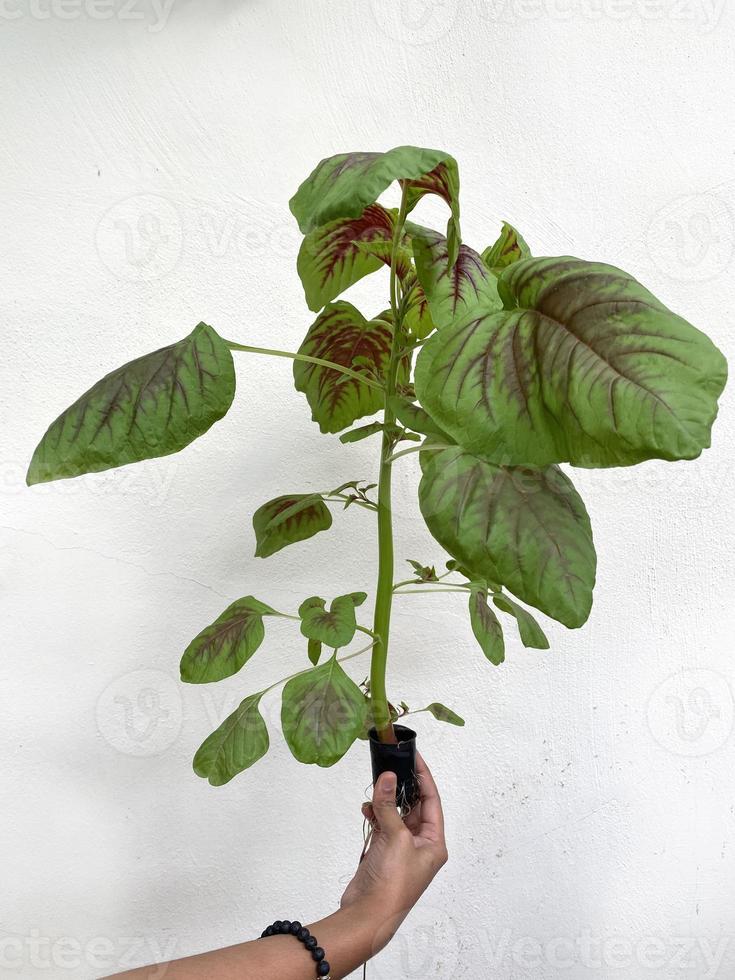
[2,2,734,978]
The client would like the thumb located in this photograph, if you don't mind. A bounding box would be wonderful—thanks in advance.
[372,771,402,837]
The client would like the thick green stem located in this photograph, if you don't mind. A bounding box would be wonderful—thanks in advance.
[370,186,410,743]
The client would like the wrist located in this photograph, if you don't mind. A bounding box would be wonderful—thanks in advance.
[339,892,408,956]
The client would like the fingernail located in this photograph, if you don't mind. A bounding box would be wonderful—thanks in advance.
[380,771,397,789]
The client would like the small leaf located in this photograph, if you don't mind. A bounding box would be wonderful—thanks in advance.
[493,594,550,650]
[180,596,275,684]
[420,447,596,629]
[253,494,332,558]
[415,257,728,468]
[406,559,438,582]
[482,222,531,271]
[410,224,502,330]
[402,276,435,339]
[308,638,322,666]
[389,396,452,440]
[290,146,457,234]
[27,323,235,485]
[354,239,414,281]
[281,655,368,766]
[402,160,462,265]
[297,204,405,312]
[425,702,466,726]
[294,302,405,434]
[298,592,367,648]
[193,693,269,786]
[468,588,505,665]
[340,422,385,444]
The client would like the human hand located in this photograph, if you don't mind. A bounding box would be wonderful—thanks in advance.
[340,752,448,942]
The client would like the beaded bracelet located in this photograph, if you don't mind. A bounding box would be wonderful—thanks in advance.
[260,919,331,979]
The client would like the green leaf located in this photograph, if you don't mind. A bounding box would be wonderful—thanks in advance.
[252,494,332,558]
[409,224,502,330]
[468,587,505,665]
[355,239,414,281]
[308,638,322,666]
[298,592,367,648]
[180,596,276,684]
[419,447,596,629]
[340,421,385,444]
[482,222,531,271]
[424,702,466,726]
[493,594,550,650]
[415,257,728,468]
[297,204,403,312]
[389,396,451,439]
[402,276,436,339]
[281,655,367,766]
[290,146,457,235]
[193,693,269,786]
[27,323,235,485]
[294,301,402,433]
[402,159,462,265]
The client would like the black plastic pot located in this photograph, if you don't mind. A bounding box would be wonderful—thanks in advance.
[368,724,419,814]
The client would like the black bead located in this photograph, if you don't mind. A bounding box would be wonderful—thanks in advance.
[289,921,301,935]
[281,920,291,932]
[318,963,331,977]
[298,927,310,942]
[305,936,317,950]
[260,929,268,938]
[312,946,325,962]
[273,921,283,932]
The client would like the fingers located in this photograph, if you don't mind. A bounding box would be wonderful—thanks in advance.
[371,771,403,837]
[415,752,445,840]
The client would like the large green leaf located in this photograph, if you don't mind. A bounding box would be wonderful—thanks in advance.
[293,301,398,433]
[468,587,505,665]
[290,146,457,234]
[410,224,502,330]
[297,204,401,312]
[27,323,235,485]
[415,257,727,468]
[419,447,596,628]
[253,494,332,558]
[281,655,367,767]
[493,594,549,649]
[180,596,275,684]
[298,592,367,648]
[482,222,531,271]
[193,693,269,786]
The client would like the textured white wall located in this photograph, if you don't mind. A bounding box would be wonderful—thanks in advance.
[2,2,734,978]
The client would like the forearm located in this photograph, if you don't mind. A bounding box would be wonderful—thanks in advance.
[110,898,404,980]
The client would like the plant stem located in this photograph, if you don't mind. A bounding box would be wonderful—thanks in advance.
[370,185,410,743]
[226,341,384,391]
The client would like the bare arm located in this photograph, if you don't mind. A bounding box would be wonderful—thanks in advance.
[111,755,447,980]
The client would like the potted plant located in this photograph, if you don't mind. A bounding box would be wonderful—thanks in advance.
[27,145,728,808]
